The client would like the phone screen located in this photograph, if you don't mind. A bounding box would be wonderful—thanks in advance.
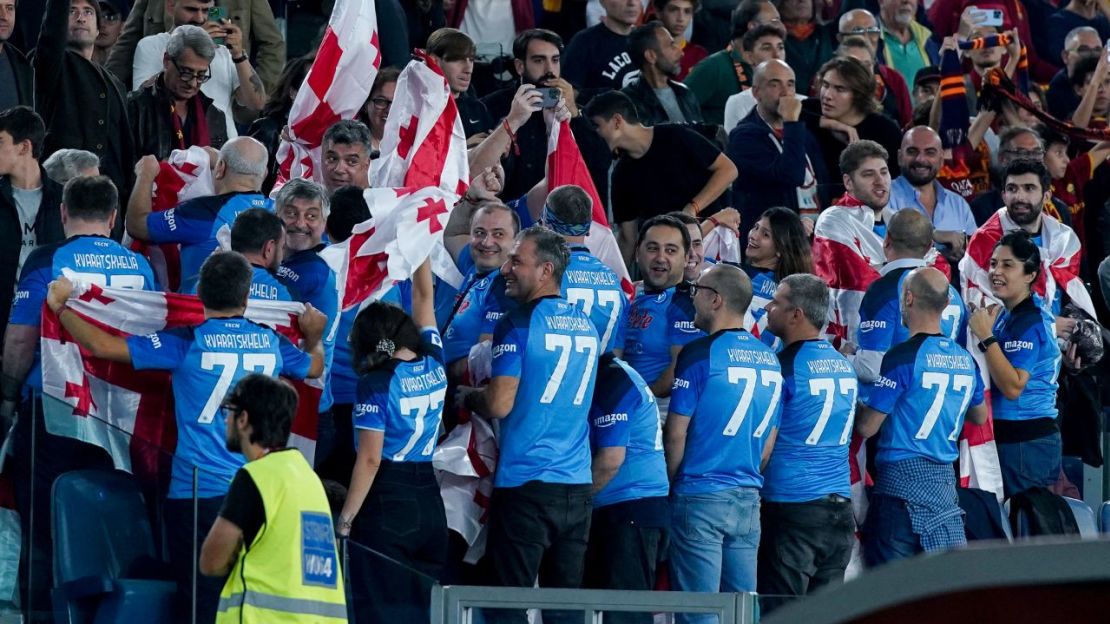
[208,7,226,44]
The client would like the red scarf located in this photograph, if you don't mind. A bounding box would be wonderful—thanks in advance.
[166,78,211,150]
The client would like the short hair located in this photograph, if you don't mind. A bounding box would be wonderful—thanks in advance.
[63,175,117,221]
[225,374,299,449]
[837,34,874,56]
[197,251,252,311]
[219,137,268,180]
[636,214,691,253]
[43,149,99,185]
[1065,25,1099,52]
[323,119,372,153]
[904,268,950,315]
[1002,158,1052,195]
[886,209,934,256]
[545,185,593,226]
[741,23,784,53]
[654,0,700,11]
[704,264,753,315]
[732,0,773,39]
[1034,124,1069,149]
[583,90,641,124]
[0,106,45,159]
[997,125,1043,153]
[518,225,570,283]
[370,66,401,96]
[1070,56,1101,90]
[472,201,522,234]
[230,208,284,255]
[996,231,1042,280]
[630,21,666,67]
[839,139,888,177]
[778,274,829,329]
[166,24,216,63]
[326,186,371,243]
[427,27,476,62]
[275,177,330,219]
[513,28,563,61]
[818,56,879,115]
[665,211,699,227]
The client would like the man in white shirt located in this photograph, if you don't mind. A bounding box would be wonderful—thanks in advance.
[131,0,266,138]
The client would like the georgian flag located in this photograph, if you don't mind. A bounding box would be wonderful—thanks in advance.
[812,198,885,349]
[39,283,322,480]
[276,0,380,185]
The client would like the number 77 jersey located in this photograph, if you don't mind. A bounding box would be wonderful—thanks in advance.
[669,329,783,495]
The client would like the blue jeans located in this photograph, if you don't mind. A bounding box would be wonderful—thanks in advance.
[669,486,760,624]
[862,493,922,568]
[996,432,1062,499]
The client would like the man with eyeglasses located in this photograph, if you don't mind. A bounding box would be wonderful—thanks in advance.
[1046,26,1103,120]
[969,126,1072,228]
[127,24,230,160]
[836,9,913,118]
[92,0,126,66]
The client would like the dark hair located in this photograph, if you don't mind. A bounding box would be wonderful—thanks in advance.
[839,139,889,177]
[326,186,371,243]
[666,210,699,227]
[630,21,666,67]
[63,175,117,221]
[995,231,1042,282]
[1003,158,1052,195]
[427,27,476,61]
[741,23,784,52]
[472,201,522,234]
[1070,55,1100,90]
[732,0,773,39]
[197,251,252,311]
[513,28,563,61]
[0,106,46,159]
[654,0,700,11]
[230,208,284,255]
[636,214,691,253]
[226,374,299,448]
[837,34,873,56]
[1034,124,1070,149]
[518,225,571,282]
[759,207,813,280]
[583,90,641,124]
[819,56,879,115]
[546,185,592,226]
[371,66,401,95]
[350,302,423,374]
[262,56,312,118]
[323,119,372,152]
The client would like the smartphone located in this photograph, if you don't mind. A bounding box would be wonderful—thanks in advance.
[969,7,1004,28]
[536,87,561,108]
[208,6,227,45]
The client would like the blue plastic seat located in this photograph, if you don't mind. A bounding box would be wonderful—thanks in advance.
[51,469,175,624]
[1100,501,1110,534]
[1063,497,1097,539]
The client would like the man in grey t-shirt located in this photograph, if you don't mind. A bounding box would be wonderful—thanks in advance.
[620,22,704,126]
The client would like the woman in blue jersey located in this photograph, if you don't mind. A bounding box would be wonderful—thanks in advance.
[969,232,1062,499]
[337,260,448,623]
[739,207,814,347]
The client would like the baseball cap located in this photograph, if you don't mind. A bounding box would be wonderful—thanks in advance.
[914,66,941,89]
[97,0,131,17]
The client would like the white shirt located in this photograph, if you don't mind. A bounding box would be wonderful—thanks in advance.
[133,33,240,139]
[459,0,517,56]
[12,185,42,275]
[723,90,805,134]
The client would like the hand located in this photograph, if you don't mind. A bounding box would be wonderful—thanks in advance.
[466,165,504,201]
[543,95,571,127]
[940,35,960,55]
[819,117,859,144]
[711,207,741,235]
[934,230,967,259]
[202,20,228,43]
[1003,28,1021,61]
[958,7,981,39]
[220,19,245,58]
[778,96,801,123]
[547,77,579,117]
[135,154,161,180]
[802,217,815,237]
[455,385,478,412]
[298,303,327,346]
[203,146,220,169]
[839,340,858,356]
[506,83,543,130]
[1063,340,1083,371]
[968,302,1001,340]
[1055,316,1078,341]
[336,515,353,538]
[46,277,74,314]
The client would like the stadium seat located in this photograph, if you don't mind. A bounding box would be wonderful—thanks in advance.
[1101,501,1110,534]
[1063,497,1098,539]
[51,469,175,624]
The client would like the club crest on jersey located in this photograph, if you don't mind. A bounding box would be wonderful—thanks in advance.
[627,308,654,329]
[654,292,667,303]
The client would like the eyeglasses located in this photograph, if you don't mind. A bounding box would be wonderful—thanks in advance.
[1001,148,1044,158]
[841,27,881,35]
[171,57,212,84]
[102,13,122,23]
[220,403,241,419]
[690,282,719,298]
[1070,45,1102,56]
[69,7,96,18]
[370,97,393,110]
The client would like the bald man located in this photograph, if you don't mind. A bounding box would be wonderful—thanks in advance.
[856,266,987,566]
[889,126,977,263]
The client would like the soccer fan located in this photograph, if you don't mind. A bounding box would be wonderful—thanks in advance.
[45,250,325,622]
[655,0,707,80]
[338,261,448,624]
[92,0,125,67]
[857,267,987,565]
[563,0,641,93]
[42,148,101,185]
[667,212,709,282]
[856,210,968,391]
[126,136,272,289]
[968,232,1063,499]
[321,120,373,193]
[969,127,1072,228]
[181,207,289,301]
[620,21,704,126]
[665,263,782,612]
[720,26,794,133]
[0,0,33,109]
[620,215,702,415]
[741,207,814,349]
[457,227,600,623]
[876,0,938,85]
[1046,26,1102,120]
[427,28,492,141]
[837,139,892,237]
[543,185,628,353]
[780,0,837,96]
[758,274,855,611]
[200,374,346,623]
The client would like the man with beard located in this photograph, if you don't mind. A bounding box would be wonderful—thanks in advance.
[621,21,704,126]
[889,126,977,265]
[876,0,938,87]
[564,0,641,93]
[968,127,1072,227]
[838,139,892,237]
[181,207,290,301]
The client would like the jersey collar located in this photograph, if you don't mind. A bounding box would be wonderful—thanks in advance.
[879,257,926,276]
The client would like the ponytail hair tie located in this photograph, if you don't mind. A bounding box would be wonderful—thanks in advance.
[376,338,396,356]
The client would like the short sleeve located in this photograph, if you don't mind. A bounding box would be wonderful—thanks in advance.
[864,353,911,415]
[421,327,444,364]
[674,126,721,170]
[353,371,391,432]
[126,328,192,371]
[857,299,898,353]
[490,311,528,380]
[590,390,634,449]
[970,363,986,407]
[218,468,265,545]
[277,334,312,380]
[1001,318,1041,372]
[145,203,212,245]
[668,344,706,417]
[666,301,701,348]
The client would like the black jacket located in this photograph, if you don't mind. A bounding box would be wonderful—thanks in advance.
[127,77,230,161]
[0,172,65,340]
[621,76,704,127]
[1,42,34,107]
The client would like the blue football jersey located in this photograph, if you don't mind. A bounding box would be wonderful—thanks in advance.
[589,353,669,508]
[442,267,513,365]
[278,246,339,413]
[669,329,783,494]
[762,339,856,502]
[331,306,361,406]
[9,235,158,390]
[562,245,627,354]
[864,333,985,465]
[145,192,273,289]
[491,296,599,488]
[740,264,780,349]
[990,295,1061,422]
[182,265,292,302]
[622,284,703,385]
[352,328,447,462]
[126,317,313,498]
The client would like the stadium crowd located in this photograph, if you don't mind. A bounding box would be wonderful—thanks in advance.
[1,0,1110,622]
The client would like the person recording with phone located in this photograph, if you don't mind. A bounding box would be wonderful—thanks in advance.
[621,21,704,126]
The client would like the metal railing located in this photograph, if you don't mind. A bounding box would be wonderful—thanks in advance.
[430,585,758,624]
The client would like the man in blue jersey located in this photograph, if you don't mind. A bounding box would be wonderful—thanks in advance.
[758,274,856,611]
[182,207,290,301]
[665,263,782,614]
[125,136,272,288]
[583,352,669,624]
[457,227,599,623]
[856,267,987,566]
[46,250,326,622]
[541,184,627,353]
[856,210,968,396]
[274,178,341,472]
[620,214,702,416]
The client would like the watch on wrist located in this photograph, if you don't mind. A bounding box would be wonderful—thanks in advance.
[232,54,248,64]
[977,336,998,353]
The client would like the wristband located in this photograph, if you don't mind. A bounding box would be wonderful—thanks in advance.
[707,216,720,227]
[232,54,248,64]
[687,200,700,214]
[977,336,998,353]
